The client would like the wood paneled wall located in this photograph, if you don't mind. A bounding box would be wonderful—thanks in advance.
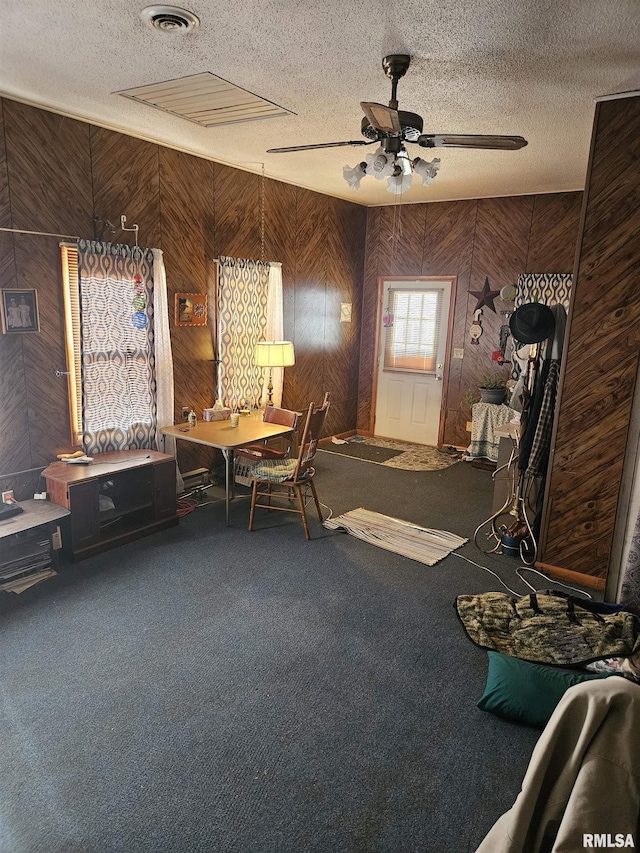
[540,94,640,585]
[358,192,583,447]
[0,99,366,485]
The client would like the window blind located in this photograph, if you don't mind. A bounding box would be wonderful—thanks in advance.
[60,244,82,445]
[383,288,443,373]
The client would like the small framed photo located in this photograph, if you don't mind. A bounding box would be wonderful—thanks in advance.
[1,289,40,334]
[175,293,207,326]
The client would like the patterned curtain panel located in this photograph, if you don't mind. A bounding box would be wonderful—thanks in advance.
[78,240,156,455]
[217,256,270,411]
[620,517,640,616]
[516,273,572,309]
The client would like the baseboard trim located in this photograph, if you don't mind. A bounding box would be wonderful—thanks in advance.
[535,561,606,591]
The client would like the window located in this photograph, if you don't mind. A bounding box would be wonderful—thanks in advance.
[60,244,83,446]
[60,243,156,453]
[383,288,443,373]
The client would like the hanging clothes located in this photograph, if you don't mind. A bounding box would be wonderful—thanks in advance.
[526,360,561,478]
[518,359,549,472]
[518,305,566,474]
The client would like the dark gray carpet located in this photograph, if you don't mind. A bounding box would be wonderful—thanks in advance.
[319,441,403,463]
[0,454,558,853]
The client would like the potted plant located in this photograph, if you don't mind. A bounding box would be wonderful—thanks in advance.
[478,373,508,404]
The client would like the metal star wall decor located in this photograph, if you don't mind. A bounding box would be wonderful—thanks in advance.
[470,277,501,313]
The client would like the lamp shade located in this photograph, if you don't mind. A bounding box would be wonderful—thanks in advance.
[255,340,295,368]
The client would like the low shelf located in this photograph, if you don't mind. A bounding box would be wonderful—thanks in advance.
[0,499,70,592]
[42,450,178,562]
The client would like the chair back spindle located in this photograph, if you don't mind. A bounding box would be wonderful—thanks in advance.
[293,395,330,479]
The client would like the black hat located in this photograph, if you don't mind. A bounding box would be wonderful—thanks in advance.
[509,302,556,344]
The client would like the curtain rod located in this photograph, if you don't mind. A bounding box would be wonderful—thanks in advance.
[1,218,139,243]
[0,225,80,240]
[213,258,275,265]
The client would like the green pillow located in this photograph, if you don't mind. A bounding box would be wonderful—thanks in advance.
[477,651,608,727]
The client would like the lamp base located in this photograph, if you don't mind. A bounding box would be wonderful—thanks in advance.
[266,371,274,406]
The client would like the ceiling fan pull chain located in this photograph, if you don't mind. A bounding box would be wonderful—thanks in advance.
[260,163,265,262]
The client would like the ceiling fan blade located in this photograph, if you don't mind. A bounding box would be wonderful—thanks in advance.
[417,134,528,150]
[267,140,375,153]
[360,102,401,135]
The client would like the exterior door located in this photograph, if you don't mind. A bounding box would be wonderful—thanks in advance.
[374,278,453,446]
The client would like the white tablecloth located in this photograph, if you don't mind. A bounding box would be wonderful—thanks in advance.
[467,403,517,461]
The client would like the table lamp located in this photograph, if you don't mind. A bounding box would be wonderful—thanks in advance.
[255,341,295,406]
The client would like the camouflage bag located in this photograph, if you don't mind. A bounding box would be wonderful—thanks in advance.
[455,590,640,666]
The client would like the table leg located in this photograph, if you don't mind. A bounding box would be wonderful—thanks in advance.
[222,448,231,525]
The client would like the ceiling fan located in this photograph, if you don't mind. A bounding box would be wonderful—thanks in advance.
[267,54,527,193]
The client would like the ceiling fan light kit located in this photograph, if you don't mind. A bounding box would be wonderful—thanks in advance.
[343,146,441,194]
[268,54,527,197]
[343,162,368,190]
[366,147,395,179]
[413,157,441,186]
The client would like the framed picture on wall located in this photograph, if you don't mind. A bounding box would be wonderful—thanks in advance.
[1,289,40,334]
[174,293,207,326]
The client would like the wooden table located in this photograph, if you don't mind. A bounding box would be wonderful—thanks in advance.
[160,417,294,525]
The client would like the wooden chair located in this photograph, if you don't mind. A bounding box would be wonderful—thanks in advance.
[235,406,299,463]
[248,394,330,539]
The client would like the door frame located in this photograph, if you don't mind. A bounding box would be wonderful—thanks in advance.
[369,275,457,447]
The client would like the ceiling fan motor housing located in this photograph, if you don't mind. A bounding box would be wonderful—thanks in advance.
[382,54,411,80]
[361,111,424,144]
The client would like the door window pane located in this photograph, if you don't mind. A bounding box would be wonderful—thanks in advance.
[383,288,442,373]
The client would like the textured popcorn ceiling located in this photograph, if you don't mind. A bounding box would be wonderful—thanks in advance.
[1,1,639,206]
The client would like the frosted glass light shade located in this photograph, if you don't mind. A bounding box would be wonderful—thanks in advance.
[255,340,295,367]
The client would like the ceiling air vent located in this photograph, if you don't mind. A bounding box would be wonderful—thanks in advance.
[140,5,200,33]
[116,72,295,127]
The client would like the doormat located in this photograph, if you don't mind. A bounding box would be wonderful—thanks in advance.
[320,437,463,472]
[469,458,497,472]
[319,442,404,463]
[324,507,468,566]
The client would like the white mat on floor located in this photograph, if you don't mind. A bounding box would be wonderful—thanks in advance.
[323,507,468,566]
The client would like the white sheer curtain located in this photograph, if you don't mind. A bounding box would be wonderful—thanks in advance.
[260,262,285,408]
[153,249,183,492]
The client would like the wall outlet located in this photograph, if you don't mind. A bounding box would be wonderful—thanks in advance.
[466,421,473,432]
[340,302,352,322]
[453,348,465,359]
[181,406,190,421]
[2,490,14,503]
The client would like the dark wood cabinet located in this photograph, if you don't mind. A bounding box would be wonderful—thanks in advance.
[43,450,178,561]
[153,459,178,521]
